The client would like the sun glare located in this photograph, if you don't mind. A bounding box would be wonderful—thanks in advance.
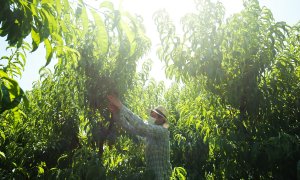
[119,0,196,83]
[86,0,244,84]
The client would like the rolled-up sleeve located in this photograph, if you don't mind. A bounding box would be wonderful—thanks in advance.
[119,105,167,138]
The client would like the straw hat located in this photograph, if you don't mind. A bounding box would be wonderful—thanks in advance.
[151,105,169,128]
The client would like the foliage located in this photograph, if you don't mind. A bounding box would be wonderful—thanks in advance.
[1,0,300,179]
[155,0,300,179]
[0,0,79,114]
[1,0,151,179]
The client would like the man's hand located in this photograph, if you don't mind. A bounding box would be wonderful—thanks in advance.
[108,103,119,114]
[107,95,122,112]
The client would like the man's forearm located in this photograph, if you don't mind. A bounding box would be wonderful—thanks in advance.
[119,105,165,138]
[113,110,137,135]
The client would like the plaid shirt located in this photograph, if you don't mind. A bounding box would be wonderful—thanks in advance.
[117,105,172,179]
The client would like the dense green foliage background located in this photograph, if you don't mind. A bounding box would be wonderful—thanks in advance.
[1,0,299,179]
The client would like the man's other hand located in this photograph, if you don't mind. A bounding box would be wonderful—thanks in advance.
[107,95,122,111]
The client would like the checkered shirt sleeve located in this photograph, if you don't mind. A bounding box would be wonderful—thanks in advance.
[119,105,168,138]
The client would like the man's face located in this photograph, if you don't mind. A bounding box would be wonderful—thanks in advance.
[150,111,165,125]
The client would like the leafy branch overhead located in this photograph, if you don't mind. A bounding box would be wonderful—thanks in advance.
[0,0,299,179]
[1,0,152,178]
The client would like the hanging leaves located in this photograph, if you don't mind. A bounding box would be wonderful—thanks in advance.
[120,13,137,57]
[31,28,40,52]
[91,9,109,57]
[80,4,89,35]
[44,38,53,67]
[0,70,25,113]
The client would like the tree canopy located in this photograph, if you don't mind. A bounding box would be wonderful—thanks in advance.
[0,0,299,179]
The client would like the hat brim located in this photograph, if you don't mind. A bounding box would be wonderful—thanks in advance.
[151,109,167,120]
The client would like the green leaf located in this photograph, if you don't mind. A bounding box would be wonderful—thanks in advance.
[80,5,89,35]
[172,167,187,179]
[63,46,80,58]
[30,3,38,17]
[56,0,62,16]
[0,73,24,113]
[100,1,114,10]
[0,151,5,159]
[0,130,5,143]
[2,76,20,98]
[51,33,63,46]
[21,90,29,109]
[41,8,57,33]
[0,70,8,78]
[38,166,44,175]
[91,9,108,56]
[120,14,137,57]
[0,86,2,106]
[18,52,26,69]
[63,0,70,12]
[42,0,52,4]
[0,56,9,60]
[44,38,53,66]
[31,28,40,52]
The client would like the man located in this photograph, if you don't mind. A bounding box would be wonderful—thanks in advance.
[107,95,172,179]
